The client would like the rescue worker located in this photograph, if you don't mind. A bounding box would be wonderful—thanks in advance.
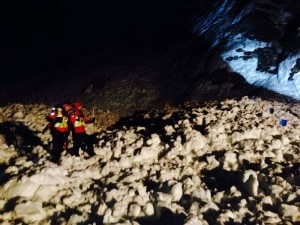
[62,101,74,117]
[69,102,95,157]
[43,104,69,164]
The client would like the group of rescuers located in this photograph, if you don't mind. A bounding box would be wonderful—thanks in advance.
[43,101,96,164]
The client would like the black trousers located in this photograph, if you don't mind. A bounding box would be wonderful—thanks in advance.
[51,131,68,163]
[72,132,95,156]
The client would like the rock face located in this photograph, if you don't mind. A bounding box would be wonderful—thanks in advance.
[0,0,299,114]
[192,0,300,100]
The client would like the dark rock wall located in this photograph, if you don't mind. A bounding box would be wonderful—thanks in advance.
[0,0,299,113]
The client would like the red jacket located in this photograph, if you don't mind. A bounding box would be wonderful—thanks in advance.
[69,110,91,133]
[46,107,69,133]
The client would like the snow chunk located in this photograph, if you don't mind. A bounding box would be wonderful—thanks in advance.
[279,204,300,222]
[14,201,46,223]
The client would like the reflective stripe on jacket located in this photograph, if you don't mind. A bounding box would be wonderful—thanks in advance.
[54,116,69,133]
[47,108,69,133]
[70,114,87,133]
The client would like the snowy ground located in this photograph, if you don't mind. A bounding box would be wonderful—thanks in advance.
[0,96,299,225]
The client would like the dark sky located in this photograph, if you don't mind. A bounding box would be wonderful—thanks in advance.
[0,0,199,83]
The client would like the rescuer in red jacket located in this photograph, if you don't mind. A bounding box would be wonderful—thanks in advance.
[43,104,69,164]
[69,102,95,157]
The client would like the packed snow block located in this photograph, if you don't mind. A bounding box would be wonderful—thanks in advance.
[29,167,69,185]
[97,200,108,216]
[70,164,101,180]
[198,201,219,214]
[133,193,150,206]
[33,185,59,202]
[157,192,173,203]
[128,133,163,162]
[169,183,183,202]
[112,201,128,217]
[143,202,155,216]
[104,188,122,203]
[279,204,300,222]
[159,168,181,183]
[100,160,120,177]
[183,130,208,157]
[164,125,176,136]
[67,213,89,225]
[112,140,124,158]
[62,191,83,207]
[222,152,239,171]
[0,147,18,163]
[184,216,203,225]
[133,146,158,163]
[119,173,141,184]
[271,149,284,163]
[231,131,243,143]
[14,201,46,223]
[231,128,262,143]
[191,187,212,203]
[103,208,119,224]
[263,211,281,224]
[146,133,161,147]
[0,178,40,199]
[118,157,132,169]
[128,204,142,218]
[12,111,25,119]
[242,170,259,197]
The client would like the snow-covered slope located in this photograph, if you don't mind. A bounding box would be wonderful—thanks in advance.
[0,96,299,224]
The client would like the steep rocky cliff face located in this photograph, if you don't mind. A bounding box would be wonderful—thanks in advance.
[0,0,299,115]
[191,0,300,100]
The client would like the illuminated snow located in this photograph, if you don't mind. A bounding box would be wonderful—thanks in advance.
[0,97,299,224]
[222,35,300,99]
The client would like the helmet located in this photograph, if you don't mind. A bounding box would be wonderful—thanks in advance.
[53,105,63,117]
[74,102,83,110]
[63,101,73,114]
